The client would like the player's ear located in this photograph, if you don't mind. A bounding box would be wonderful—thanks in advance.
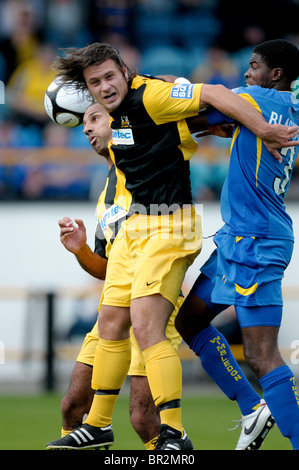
[272,67,283,82]
[123,66,129,81]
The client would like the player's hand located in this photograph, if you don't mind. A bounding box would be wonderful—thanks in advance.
[58,217,87,254]
[194,124,234,139]
[263,124,299,162]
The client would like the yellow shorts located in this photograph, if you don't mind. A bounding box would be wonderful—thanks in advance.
[102,206,202,308]
[76,295,184,376]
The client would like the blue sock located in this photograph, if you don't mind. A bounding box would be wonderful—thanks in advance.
[259,365,299,450]
[189,325,261,416]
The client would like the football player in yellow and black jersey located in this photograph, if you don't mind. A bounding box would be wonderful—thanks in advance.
[56,102,183,450]
[48,42,299,451]
[52,101,275,452]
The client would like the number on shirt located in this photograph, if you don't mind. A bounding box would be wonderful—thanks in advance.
[273,146,296,196]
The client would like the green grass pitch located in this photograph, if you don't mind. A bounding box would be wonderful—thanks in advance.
[0,392,292,450]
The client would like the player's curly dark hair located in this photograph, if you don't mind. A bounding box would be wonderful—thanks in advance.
[52,42,137,91]
[253,39,299,84]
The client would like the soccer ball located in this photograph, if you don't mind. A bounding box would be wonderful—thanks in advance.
[44,78,94,127]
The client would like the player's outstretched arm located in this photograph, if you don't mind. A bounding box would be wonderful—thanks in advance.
[200,84,299,162]
[58,217,107,280]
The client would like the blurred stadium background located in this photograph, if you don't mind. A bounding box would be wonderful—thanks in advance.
[1,0,299,450]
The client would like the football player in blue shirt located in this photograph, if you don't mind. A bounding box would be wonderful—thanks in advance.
[176,39,299,450]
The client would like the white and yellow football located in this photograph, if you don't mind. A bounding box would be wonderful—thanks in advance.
[44,78,93,127]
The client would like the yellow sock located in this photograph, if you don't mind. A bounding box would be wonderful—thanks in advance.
[143,340,183,434]
[160,405,182,433]
[61,428,71,438]
[85,337,131,428]
[144,436,159,450]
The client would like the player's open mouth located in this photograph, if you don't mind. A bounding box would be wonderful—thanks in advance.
[89,136,97,145]
[104,92,116,103]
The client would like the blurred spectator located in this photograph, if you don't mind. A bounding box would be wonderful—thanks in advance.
[140,45,191,77]
[43,0,91,48]
[215,0,299,53]
[0,0,44,37]
[190,44,241,89]
[134,0,219,50]
[232,25,267,83]
[6,43,56,128]
[0,120,18,147]
[178,1,221,50]
[0,0,43,83]
[19,166,48,200]
[0,119,42,147]
[17,122,96,201]
[89,0,135,43]
[102,32,141,71]
[135,0,177,15]
[19,160,92,201]
[42,121,70,148]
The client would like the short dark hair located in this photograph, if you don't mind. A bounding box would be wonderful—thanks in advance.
[52,42,137,91]
[253,39,299,83]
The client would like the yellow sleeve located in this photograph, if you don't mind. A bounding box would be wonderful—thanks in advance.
[238,92,262,114]
[143,79,203,125]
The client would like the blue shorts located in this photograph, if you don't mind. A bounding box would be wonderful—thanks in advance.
[191,274,283,327]
[191,228,294,328]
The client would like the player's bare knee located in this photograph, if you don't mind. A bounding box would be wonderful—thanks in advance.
[132,324,154,350]
[175,296,213,344]
[98,305,131,339]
